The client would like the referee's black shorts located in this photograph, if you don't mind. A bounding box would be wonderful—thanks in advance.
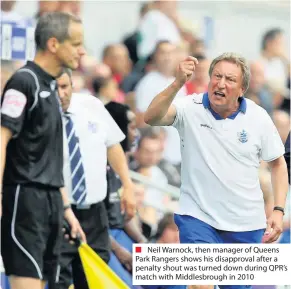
[1,184,63,280]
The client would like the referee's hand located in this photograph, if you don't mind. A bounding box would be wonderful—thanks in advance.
[64,208,87,243]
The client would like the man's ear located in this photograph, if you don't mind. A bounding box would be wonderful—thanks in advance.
[47,37,60,54]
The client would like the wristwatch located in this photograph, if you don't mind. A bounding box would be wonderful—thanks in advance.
[273,206,285,215]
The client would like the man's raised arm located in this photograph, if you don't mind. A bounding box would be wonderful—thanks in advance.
[144,56,198,126]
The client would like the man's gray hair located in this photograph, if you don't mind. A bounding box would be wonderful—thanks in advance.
[208,52,251,92]
[59,68,73,86]
[62,68,73,79]
[35,12,82,51]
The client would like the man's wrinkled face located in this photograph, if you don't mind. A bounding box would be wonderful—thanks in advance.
[208,60,244,109]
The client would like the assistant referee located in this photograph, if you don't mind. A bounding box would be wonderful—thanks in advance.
[1,12,86,289]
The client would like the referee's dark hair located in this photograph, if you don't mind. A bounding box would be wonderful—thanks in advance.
[261,28,283,51]
[35,12,82,51]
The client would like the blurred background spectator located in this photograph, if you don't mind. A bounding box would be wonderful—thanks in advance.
[58,0,81,16]
[130,131,169,229]
[102,44,132,87]
[123,1,154,65]
[185,54,210,95]
[273,110,290,144]
[134,40,186,165]
[35,0,60,19]
[1,60,16,92]
[191,38,206,56]
[92,75,119,105]
[137,0,182,60]
[1,0,33,26]
[246,61,274,115]
[259,28,289,86]
[150,213,179,244]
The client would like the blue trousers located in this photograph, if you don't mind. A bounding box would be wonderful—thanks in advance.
[174,214,265,289]
[279,229,290,243]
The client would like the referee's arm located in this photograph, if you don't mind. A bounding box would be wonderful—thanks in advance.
[0,126,13,215]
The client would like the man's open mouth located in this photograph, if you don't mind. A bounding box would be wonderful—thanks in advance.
[214,91,225,97]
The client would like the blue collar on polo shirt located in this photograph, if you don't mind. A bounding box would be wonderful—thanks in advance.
[202,92,247,120]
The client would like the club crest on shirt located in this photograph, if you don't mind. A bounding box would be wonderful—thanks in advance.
[88,121,97,133]
[237,130,248,143]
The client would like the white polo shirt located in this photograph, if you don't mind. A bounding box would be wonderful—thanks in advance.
[172,93,285,231]
[63,93,125,205]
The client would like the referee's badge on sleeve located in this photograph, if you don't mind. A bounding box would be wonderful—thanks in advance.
[1,89,27,118]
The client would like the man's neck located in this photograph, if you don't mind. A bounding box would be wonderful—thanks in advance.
[34,51,63,78]
[210,101,240,119]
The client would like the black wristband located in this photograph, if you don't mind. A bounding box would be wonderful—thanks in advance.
[64,204,71,211]
[273,206,285,215]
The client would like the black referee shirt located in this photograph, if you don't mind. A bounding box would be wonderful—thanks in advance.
[1,61,64,188]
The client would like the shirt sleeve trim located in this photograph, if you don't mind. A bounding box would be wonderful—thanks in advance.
[106,135,126,148]
[263,153,285,162]
[1,121,18,138]
[171,102,179,127]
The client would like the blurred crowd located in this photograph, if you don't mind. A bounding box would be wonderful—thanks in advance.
[1,1,290,289]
